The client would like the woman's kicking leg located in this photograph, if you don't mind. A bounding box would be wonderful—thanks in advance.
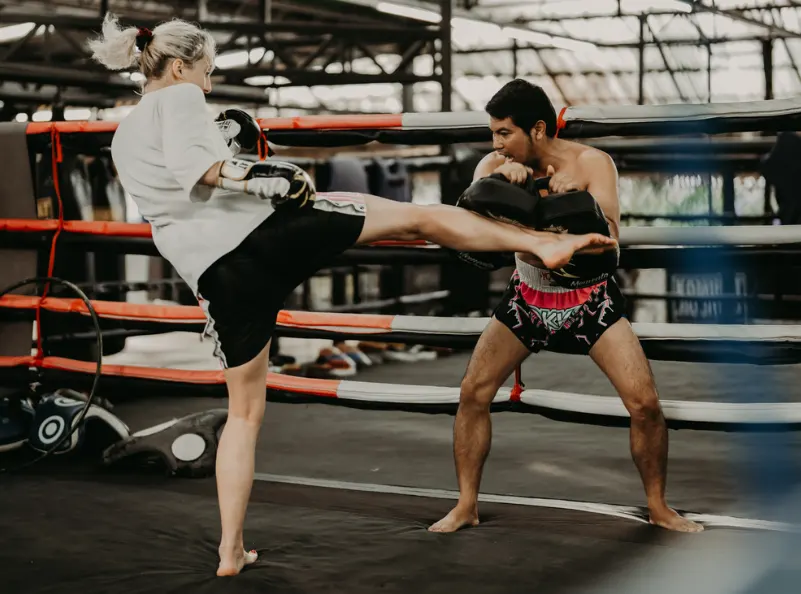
[354,194,615,269]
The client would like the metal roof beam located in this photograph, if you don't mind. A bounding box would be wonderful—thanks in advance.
[455,32,798,53]
[645,16,688,103]
[684,0,801,37]
[0,13,439,40]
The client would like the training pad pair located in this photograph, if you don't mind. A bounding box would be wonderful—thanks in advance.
[1,389,227,477]
[455,174,619,288]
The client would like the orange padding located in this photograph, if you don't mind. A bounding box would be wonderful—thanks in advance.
[0,355,341,395]
[556,106,568,134]
[25,115,403,135]
[0,218,432,248]
[0,294,396,330]
[26,122,121,135]
[0,219,152,237]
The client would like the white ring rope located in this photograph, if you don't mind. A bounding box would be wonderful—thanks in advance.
[619,224,797,247]
[384,318,801,342]
[325,381,801,427]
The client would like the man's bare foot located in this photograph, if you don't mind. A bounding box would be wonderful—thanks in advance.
[217,547,258,577]
[649,506,704,533]
[534,233,617,271]
[428,505,479,533]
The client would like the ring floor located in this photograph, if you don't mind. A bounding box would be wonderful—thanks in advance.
[2,335,800,593]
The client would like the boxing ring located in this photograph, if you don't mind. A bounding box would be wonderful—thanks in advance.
[1,99,801,593]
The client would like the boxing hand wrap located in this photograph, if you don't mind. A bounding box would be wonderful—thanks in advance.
[217,159,316,209]
[215,108,262,157]
[536,190,619,289]
[453,174,541,270]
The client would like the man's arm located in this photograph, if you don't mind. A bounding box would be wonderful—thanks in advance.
[581,150,621,239]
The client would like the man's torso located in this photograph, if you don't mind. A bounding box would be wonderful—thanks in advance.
[490,142,625,351]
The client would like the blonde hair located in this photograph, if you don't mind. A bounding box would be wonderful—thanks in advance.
[88,13,216,82]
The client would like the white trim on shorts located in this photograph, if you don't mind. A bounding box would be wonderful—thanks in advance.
[313,192,368,216]
[198,294,229,369]
[514,254,573,293]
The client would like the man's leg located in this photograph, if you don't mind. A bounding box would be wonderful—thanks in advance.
[216,340,272,576]
[353,194,615,271]
[429,318,531,533]
[589,319,703,533]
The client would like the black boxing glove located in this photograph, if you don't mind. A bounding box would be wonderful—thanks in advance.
[535,189,619,288]
[452,174,542,270]
[217,159,316,209]
[215,108,263,156]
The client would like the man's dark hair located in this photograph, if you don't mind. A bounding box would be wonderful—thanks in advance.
[485,79,557,137]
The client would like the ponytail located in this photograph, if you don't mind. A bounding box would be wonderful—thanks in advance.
[89,13,216,83]
[87,13,139,71]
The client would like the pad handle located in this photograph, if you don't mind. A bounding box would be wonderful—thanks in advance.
[531,176,551,192]
[521,175,552,195]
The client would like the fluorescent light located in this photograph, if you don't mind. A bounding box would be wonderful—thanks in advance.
[32,110,52,122]
[244,75,290,86]
[550,37,598,54]
[214,48,272,70]
[15,113,28,123]
[376,2,441,23]
[0,23,36,43]
[503,27,553,46]
[622,0,692,13]
[452,17,503,37]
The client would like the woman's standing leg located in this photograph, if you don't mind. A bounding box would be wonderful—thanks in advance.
[215,339,271,576]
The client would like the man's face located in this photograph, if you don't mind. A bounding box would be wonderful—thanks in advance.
[490,116,538,163]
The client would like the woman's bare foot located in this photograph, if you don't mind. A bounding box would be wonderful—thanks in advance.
[649,506,704,533]
[533,232,617,271]
[217,547,258,577]
[428,504,480,533]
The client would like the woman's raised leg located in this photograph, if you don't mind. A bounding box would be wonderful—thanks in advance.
[354,194,615,270]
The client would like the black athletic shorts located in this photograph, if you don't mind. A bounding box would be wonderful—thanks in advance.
[197,195,366,369]
[493,269,627,355]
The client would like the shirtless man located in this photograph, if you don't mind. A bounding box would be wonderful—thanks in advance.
[430,79,703,534]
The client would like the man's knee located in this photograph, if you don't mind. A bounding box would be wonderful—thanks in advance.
[460,373,500,411]
[624,388,662,422]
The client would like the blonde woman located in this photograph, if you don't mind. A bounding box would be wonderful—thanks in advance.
[89,13,615,577]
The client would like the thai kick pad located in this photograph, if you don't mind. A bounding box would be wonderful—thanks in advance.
[103,409,228,478]
[453,174,550,271]
[536,189,619,289]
